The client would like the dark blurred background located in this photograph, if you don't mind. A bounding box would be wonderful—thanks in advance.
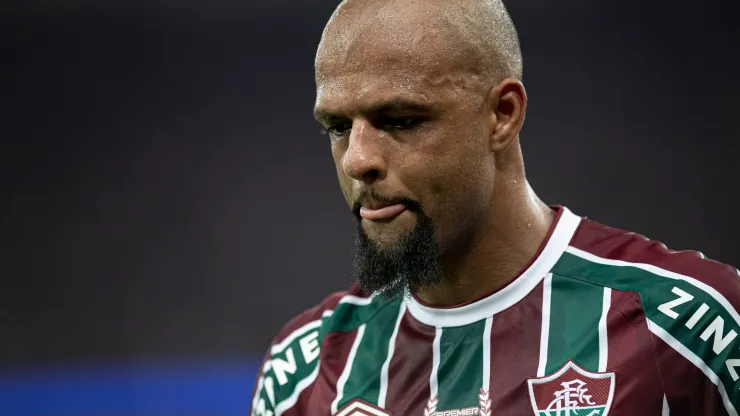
[1,0,738,414]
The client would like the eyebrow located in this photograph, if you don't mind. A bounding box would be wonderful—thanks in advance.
[313,99,436,122]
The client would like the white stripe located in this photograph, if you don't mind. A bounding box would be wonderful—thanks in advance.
[566,246,740,332]
[274,362,320,416]
[482,316,493,392]
[647,318,738,416]
[662,394,670,415]
[331,324,367,414]
[430,327,443,397]
[405,208,582,327]
[378,302,406,408]
[598,287,612,372]
[537,273,553,377]
[271,320,323,354]
[263,360,272,373]
[339,294,376,306]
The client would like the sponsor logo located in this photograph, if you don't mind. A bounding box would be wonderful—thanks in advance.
[337,399,393,416]
[424,389,491,416]
[657,286,740,382]
[527,361,615,416]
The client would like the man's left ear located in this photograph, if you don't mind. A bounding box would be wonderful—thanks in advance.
[489,78,527,152]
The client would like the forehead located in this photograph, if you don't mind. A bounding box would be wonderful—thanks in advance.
[314,6,483,114]
[315,71,440,115]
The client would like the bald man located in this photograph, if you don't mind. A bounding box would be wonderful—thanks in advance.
[250,0,740,415]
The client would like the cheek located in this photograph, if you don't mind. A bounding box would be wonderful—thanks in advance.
[421,142,493,228]
[430,165,488,212]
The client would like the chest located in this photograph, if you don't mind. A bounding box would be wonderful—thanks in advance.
[305,291,664,416]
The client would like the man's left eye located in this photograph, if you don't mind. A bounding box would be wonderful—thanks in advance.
[385,118,422,130]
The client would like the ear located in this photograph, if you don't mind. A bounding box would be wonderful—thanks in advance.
[487,78,527,152]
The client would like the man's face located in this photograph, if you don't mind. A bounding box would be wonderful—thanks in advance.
[314,9,497,295]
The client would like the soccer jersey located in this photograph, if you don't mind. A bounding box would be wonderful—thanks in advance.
[249,206,740,416]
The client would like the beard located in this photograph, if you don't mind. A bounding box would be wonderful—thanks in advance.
[350,200,444,298]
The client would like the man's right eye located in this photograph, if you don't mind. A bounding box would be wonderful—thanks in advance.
[326,123,352,137]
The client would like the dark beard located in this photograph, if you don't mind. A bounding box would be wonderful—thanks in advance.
[351,203,444,298]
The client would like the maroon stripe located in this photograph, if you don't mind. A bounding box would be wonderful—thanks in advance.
[386,311,436,415]
[653,335,730,416]
[489,280,543,415]
[605,289,664,414]
[298,329,359,415]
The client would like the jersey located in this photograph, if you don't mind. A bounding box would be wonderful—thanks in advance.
[249,206,740,416]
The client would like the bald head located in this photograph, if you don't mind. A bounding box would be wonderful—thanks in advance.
[316,0,522,89]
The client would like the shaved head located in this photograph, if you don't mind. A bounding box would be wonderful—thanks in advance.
[316,0,522,89]
[315,0,529,298]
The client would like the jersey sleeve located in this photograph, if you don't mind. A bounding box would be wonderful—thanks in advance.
[646,251,740,415]
[569,218,740,415]
[248,289,350,416]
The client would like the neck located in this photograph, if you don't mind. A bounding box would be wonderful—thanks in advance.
[415,153,555,307]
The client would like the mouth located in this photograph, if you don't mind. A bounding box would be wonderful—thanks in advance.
[359,203,407,221]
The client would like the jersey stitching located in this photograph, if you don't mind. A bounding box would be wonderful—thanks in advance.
[549,270,620,291]
[552,271,672,406]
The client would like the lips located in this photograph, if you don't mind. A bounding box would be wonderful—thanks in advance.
[359,203,407,221]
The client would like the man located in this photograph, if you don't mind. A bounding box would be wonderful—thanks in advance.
[250,0,740,414]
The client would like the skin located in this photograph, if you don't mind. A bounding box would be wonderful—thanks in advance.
[314,0,554,306]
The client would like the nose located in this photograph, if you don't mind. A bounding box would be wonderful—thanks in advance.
[341,119,388,185]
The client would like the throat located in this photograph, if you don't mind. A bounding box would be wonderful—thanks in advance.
[415,204,555,308]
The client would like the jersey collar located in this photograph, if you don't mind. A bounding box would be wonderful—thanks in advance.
[405,207,582,328]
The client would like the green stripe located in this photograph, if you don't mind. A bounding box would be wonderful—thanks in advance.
[334,297,404,410]
[321,295,398,335]
[437,320,486,410]
[553,251,740,405]
[546,273,604,374]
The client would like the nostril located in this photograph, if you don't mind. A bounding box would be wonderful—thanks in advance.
[361,169,380,183]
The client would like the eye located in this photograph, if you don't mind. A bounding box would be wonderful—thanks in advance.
[382,117,424,131]
[323,122,352,138]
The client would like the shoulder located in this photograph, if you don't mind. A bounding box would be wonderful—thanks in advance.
[272,285,365,344]
[564,216,740,302]
[558,215,740,412]
[266,283,372,372]
[272,283,395,346]
[250,284,396,415]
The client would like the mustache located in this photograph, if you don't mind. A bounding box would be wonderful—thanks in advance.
[351,189,423,218]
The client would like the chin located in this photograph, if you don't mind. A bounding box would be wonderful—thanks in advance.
[361,218,416,248]
[364,229,410,251]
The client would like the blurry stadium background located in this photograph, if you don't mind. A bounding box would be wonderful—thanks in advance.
[1,0,738,414]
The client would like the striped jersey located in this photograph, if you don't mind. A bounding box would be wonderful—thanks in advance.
[249,207,740,416]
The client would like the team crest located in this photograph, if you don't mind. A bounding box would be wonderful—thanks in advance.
[337,399,393,416]
[527,361,615,416]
